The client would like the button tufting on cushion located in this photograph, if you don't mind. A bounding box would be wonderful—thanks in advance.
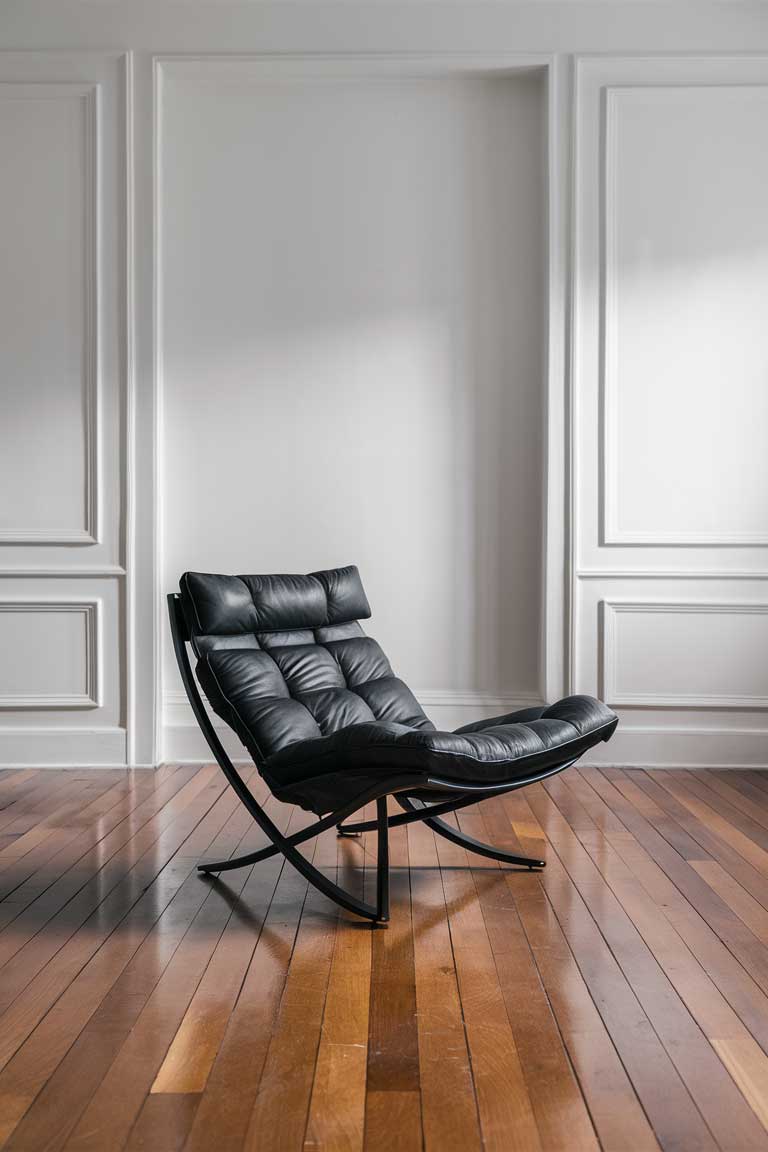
[181,566,618,813]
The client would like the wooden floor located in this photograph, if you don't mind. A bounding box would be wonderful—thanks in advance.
[0,768,768,1151]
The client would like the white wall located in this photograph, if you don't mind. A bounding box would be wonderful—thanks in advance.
[0,2,767,768]
[159,63,546,754]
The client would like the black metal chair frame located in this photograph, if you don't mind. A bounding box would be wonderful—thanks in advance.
[169,593,574,924]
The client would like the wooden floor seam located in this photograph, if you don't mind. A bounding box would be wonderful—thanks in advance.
[0,766,767,1150]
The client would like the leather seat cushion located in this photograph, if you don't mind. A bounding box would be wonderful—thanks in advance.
[181,566,617,811]
[265,696,617,791]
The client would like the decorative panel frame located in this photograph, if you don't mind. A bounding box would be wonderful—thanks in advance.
[0,81,100,546]
[0,599,101,709]
[599,82,768,548]
[600,598,768,710]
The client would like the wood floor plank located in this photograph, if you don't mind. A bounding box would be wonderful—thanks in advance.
[406,816,483,1152]
[58,783,265,1152]
[704,772,768,834]
[1,767,768,1151]
[0,769,225,1052]
[182,830,315,1152]
[363,810,422,1152]
[691,860,768,945]
[366,818,419,1094]
[431,816,542,1152]
[124,1094,199,1152]
[0,768,193,924]
[0,767,211,973]
[585,769,768,1014]
[545,772,768,1146]
[364,1092,421,1152]
[522,782,720,1152]
[303,826,371,1152]
[243,831,341,1152]
[569,769,768,1057]
[456,808,600,1152]
[0,774,122,865]
[649,772,768,876]
[0,770,254,1150]
[495,789,662,1152]
[623,770,768,911]
[150,797,303,1097]
[538,777,768,1150]
[0,772,74,833]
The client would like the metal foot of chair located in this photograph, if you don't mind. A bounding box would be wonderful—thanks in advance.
[336,823,362,838]
[194,783,393,923]
[201,837,386,921]
[199,806,391,923]
[375,797,390,922]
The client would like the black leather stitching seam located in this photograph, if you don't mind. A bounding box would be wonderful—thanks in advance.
[203,656,270,766]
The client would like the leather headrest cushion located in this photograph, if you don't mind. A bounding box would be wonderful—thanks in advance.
[309,565,371,626]
[181,564,371,637]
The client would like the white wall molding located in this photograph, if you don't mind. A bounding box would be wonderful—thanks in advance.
[544,53,571,702]
[123,49,142,767]
[0,599,101,709]
[579,569,768,581]
[570,55,768,766]
[582,724,768,770]
[0,566,126,578]
[600,599,768,710]
[597,79,768,549]
[0,52,131,768]
[0,81,100,546]
[0,727,127,768]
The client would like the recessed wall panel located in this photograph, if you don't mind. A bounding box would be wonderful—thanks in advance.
[0,601,99,708]
[601,600,768,708]
[161,65,546,702]
[0,84,97,543]
[603,86,768,545]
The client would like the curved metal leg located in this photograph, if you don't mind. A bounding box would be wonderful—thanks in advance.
[200,783,391,916]
[168,594,394,923]
[196,767,390,921]
[376,797,389,922]
[200,787,384,875]
[397,796,545,869]
[196,770,386,920]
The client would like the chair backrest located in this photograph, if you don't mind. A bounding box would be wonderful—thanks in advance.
[179,565,434,764]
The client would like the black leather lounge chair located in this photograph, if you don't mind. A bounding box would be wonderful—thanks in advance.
[169,565,618,923]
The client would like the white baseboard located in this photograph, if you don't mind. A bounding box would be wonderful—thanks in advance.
[582,726,768,770]
[0,726,128,768]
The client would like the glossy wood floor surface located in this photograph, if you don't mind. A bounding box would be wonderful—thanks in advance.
[1,766,768,1151]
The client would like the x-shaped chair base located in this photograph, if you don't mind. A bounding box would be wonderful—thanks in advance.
[196,781,552,923]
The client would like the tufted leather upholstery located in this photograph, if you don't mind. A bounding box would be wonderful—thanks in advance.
[181,566,617,813]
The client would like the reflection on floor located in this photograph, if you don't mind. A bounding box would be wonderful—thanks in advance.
[0,763,767,1150]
